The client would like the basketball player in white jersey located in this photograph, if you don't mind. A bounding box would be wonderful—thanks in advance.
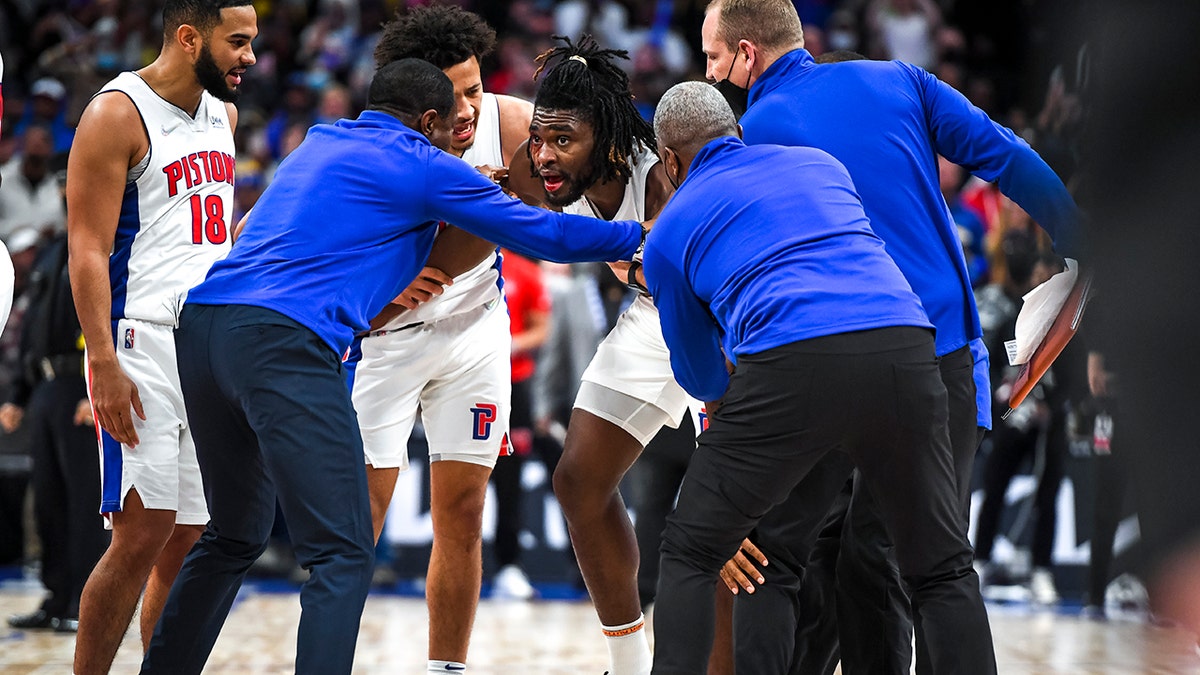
[506,38,694,675]
[348,7,532,673]
[66,2,256,672]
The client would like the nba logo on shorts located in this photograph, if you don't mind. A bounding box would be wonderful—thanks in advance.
[697,407,709,432]
[123,328,136,350]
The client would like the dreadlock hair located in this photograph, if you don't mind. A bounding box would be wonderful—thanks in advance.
[162,0,252,41]
[531,35,656,184]
[374,3,497,69]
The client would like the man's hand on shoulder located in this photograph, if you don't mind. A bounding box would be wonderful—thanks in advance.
[475,164,512,196]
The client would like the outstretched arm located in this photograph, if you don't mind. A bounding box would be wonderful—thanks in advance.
[425,150,641,264]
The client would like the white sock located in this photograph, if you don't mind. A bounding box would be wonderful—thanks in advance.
[602,614,652,675]
[427,660,466,673]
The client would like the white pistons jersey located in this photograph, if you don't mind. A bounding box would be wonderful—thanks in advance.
[381,92,505,329]
[100,72,235,325]
[567,146,703,441]
[562,145,658,328]
[563,144,657,224]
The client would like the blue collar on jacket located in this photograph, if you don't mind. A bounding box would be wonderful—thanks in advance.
[340,109,431,145]
[747,48,815,108]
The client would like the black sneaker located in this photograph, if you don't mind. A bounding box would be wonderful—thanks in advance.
[53,617,79,633]
[7,609,56,630]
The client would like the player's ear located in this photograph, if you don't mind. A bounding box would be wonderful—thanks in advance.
[175,23,202,57]
[660,146,682,189]
[419,109,439,136]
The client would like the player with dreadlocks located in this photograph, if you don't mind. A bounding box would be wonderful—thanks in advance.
[508,36,688,675]
[347,5,535,674]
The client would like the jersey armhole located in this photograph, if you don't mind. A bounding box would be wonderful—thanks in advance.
[94,89,152,183]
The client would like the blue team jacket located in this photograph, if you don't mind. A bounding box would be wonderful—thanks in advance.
[643,136,932,402]
[742,49,1082,427]
[188,111,641,355]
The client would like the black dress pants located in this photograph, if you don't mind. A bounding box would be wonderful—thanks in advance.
[973,412,1066,568]
[28,374,110,619]
[652,328,994,675]
[731,452,853,674]
[732,344,982,675]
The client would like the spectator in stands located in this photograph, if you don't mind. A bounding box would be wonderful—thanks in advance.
[13,78,74,155]
[973,235,1073,604]
[0,126,65,242]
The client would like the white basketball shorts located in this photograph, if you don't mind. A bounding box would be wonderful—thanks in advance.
[575,295,701,447]
[349,299,512,471]
[93,318,208,526]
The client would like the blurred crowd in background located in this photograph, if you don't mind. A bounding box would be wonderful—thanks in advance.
[0,0,1122,610]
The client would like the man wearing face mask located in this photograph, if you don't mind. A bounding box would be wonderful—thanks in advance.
[693,0,1083,673]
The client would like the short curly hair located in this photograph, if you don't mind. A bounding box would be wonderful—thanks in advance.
[374,4,497,70]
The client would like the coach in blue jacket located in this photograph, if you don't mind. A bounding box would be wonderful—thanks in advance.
[700,1,1082,671]
[642,81,996,675]
[140,59,645,675]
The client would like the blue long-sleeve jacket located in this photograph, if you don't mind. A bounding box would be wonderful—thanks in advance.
[189,111,641,355]
[642,137,931,402]
[742,49,1083,427]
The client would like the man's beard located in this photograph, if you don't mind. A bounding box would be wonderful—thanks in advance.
[195,45,240,103]
[543,165,599,208]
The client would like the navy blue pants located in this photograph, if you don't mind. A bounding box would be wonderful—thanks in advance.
[142,304,374,675]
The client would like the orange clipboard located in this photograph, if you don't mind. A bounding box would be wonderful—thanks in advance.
[1002,272,1093,418]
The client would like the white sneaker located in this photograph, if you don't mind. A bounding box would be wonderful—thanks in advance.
[1105,573,1150,612]
[492,564,536,600]
[1029,567,1060,605]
